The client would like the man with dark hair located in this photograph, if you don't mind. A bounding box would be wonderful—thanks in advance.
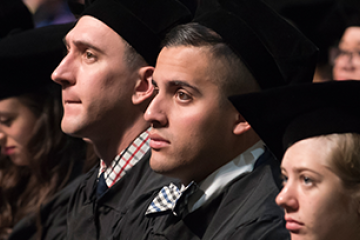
[114,0,318,239]
[50,0,192,239]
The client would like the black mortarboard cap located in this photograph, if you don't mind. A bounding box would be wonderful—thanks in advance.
[68,0,86,18]
[229,80,360,160]
[279,0,360,64]
[193,0,319,89]
[0,0,34,38]
[0,23,75,100]
[81,0,193,66]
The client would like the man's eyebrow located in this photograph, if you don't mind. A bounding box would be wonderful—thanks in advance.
[151,79,201,94]
[169,80,200,94]
[63,37,104,54]
[73,40,103,53]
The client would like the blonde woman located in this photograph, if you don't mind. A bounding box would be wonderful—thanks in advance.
[230,80,360,240]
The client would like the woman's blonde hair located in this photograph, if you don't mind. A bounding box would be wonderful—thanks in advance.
[318,133,360,189]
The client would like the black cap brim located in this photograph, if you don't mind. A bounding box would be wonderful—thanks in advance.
[229,80,360,160]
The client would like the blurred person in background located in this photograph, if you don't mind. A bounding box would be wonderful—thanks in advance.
[23,0,75,27]
[333,17,360,80]
[0,23,87,239]
[276,0,360,82]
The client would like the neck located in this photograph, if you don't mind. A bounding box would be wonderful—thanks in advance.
[181,129,261,186]
[90,116,149,166]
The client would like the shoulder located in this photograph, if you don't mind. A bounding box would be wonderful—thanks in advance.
[224,153,283,221]
[202,152,288,239]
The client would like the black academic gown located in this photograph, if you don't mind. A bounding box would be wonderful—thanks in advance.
[8,176,86,240]
[66,150,176,240]
[8,138,87,240]
[113,150,290,240]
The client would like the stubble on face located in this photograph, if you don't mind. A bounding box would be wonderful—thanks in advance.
[56,16,136,140]
[147,46,238,184]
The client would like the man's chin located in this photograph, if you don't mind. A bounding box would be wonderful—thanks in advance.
[61,120,84,138]
[149,155,168,173]
[149,155,180,178]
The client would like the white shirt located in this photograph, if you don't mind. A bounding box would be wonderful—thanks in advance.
[185,140,265,213]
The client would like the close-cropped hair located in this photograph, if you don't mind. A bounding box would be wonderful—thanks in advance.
[122,38,148,71]
[319,133,360,190]
[162,22,260,97]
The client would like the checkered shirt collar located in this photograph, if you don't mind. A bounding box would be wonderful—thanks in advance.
[98,129,150,188]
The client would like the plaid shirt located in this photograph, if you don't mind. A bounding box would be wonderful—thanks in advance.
[98,129,150,188]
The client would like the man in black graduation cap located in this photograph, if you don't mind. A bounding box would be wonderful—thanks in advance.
[113,0,318,239]
[50,0,192,239]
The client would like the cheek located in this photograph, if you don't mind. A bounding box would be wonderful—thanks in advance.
[303,189,352,231]
[174,109,214,140]
[16,120,36,146]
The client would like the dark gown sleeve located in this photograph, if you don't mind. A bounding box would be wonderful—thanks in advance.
[40,175,86,240]
[201,150,290,240]
[8,175,86,240]
[227,215,289,240]
[66,150,179,240]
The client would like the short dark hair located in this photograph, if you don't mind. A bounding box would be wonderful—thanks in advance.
[122,39,148,71]
[162,22,260,97]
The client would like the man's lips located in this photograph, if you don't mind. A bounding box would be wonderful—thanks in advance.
[148,132,170,149]
[285,216,304,232]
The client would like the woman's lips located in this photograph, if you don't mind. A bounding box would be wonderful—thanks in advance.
[4,146,16,155]
[64,100,81,104]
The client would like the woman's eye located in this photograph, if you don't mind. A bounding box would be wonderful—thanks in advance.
[302,176,313,186]
[0,118,13,126]
[280,175,288,185]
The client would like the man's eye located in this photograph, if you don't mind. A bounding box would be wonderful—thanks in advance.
[177,92,191,101]
[86,51,95,59]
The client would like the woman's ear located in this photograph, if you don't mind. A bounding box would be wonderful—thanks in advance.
[132,66,154,105]
[233,113,252,135]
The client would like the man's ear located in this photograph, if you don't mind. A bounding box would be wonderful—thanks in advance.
[132,66,154,105]
[233,113,252,135]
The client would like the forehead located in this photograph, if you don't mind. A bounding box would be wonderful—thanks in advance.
[66,15,125,52]
[340,27,360,47]
[154,46,214,84]
[0,97,21,113]
[282,137,332,171]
